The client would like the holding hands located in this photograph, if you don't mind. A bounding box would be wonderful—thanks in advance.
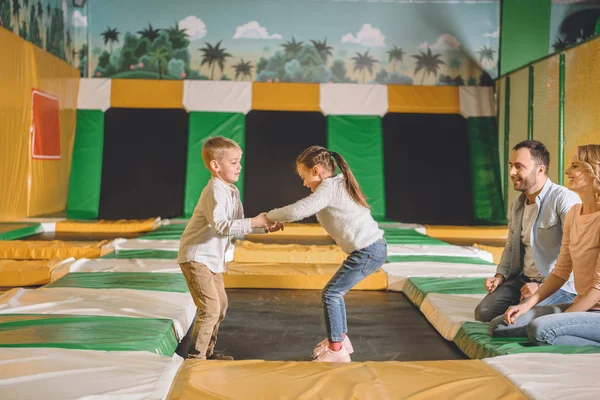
[251,212,284,233]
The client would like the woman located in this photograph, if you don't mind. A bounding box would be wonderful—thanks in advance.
[491,144,600,346]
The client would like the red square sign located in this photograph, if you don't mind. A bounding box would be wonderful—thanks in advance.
[31,89,61,160]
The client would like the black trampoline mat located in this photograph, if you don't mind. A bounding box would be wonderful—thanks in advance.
[192,289,466,362]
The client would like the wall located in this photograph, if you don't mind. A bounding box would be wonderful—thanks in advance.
[0,26,79,220]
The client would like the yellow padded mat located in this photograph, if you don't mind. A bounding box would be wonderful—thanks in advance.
[247,223,329,238]
[474,244,504,265]
[224,263,386,290]
[56,218,160,233]
[0,259,73,287]
[0,241,113,260]
[233,240,346,264]
[424,225,507,240]
[168,359,526,399]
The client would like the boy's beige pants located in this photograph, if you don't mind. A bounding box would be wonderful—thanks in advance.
[179,261,228,359]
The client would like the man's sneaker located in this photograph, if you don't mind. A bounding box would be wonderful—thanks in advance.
[207,352,234,360]
[312,346,351,362]
[313,335,354,357]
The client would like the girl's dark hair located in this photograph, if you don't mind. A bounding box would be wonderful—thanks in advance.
[296,146,369,208]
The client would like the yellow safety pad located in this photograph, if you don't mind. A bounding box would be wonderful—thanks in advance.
[28,45,80,218]
[111,79,184,109]
[0,259,72,287]
[224,263,386,290]
[168,359,526,400]
[0,241,113,260]
[564,40,600,168]
[0,28,35,219]
[233,241,346,264]
[425,225,507,240]
[263,223,328,236]
[387,85,460,114]
[56,218,160,233]
[252,82,320,111]
[474,244,504,265]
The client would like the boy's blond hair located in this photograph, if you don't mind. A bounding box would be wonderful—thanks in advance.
[202,137,242,172]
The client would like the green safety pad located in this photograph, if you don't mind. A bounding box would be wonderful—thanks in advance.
[101,249,179,259]
[46,272,188,293]
[327,116,386,219]
[387,255,494,265]
[0,223,43,240]
[0,314,177,356]
[382,228,448,246]
[404,277,488,307]
[138,224,186,240]
[466,117,506,225]
[454,322,600,359]
[67,110,105,220]
[184,112,245,217]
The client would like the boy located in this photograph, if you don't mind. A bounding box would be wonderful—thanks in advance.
[178,136,277,360]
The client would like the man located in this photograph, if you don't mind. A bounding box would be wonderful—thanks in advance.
[474,140,580,323]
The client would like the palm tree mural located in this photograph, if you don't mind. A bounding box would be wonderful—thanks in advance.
[78,44,88,62]
[149,46,170,79]
[101,27,120,53]
[233,59,253,80]
[310,38,333,63]
[281,36,303,57]
[199,40,232,80]
[11,0,20,32]
[477,45,496,68]
[552,38,570,52]
[166,21,189,49]
[448,57,462,77]
[137,22,161,43]
[352,50,379,84]
[412,47,445,85]
[387,45,405,71]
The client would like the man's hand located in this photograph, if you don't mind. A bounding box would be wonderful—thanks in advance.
[484,275,504,293]
[520,282,540,301]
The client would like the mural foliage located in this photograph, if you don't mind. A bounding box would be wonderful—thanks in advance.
[85,0,500,86]
[0,0,88,75]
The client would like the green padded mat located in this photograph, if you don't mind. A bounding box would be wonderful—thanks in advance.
[66,110,105,220]
[46,273,188,293]
[138,224,186,240]
[382,228,448,246]
[0,314,177,355]
[404,277,488,307]
[101,249,179,259]
[328,115,386,219]
[0,223,43,240]
[454,322,600,359]
[387,255,494,265]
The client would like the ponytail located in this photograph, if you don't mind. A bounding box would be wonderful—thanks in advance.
[296,146,370,209]
[330,151,370,209]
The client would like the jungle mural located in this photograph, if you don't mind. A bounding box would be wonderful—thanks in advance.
[3,0,597,85]
[84,0,500,86]
[0,0,88,75]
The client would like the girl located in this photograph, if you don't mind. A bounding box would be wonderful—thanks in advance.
[496,144,600,346]
[266,146,387,362]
